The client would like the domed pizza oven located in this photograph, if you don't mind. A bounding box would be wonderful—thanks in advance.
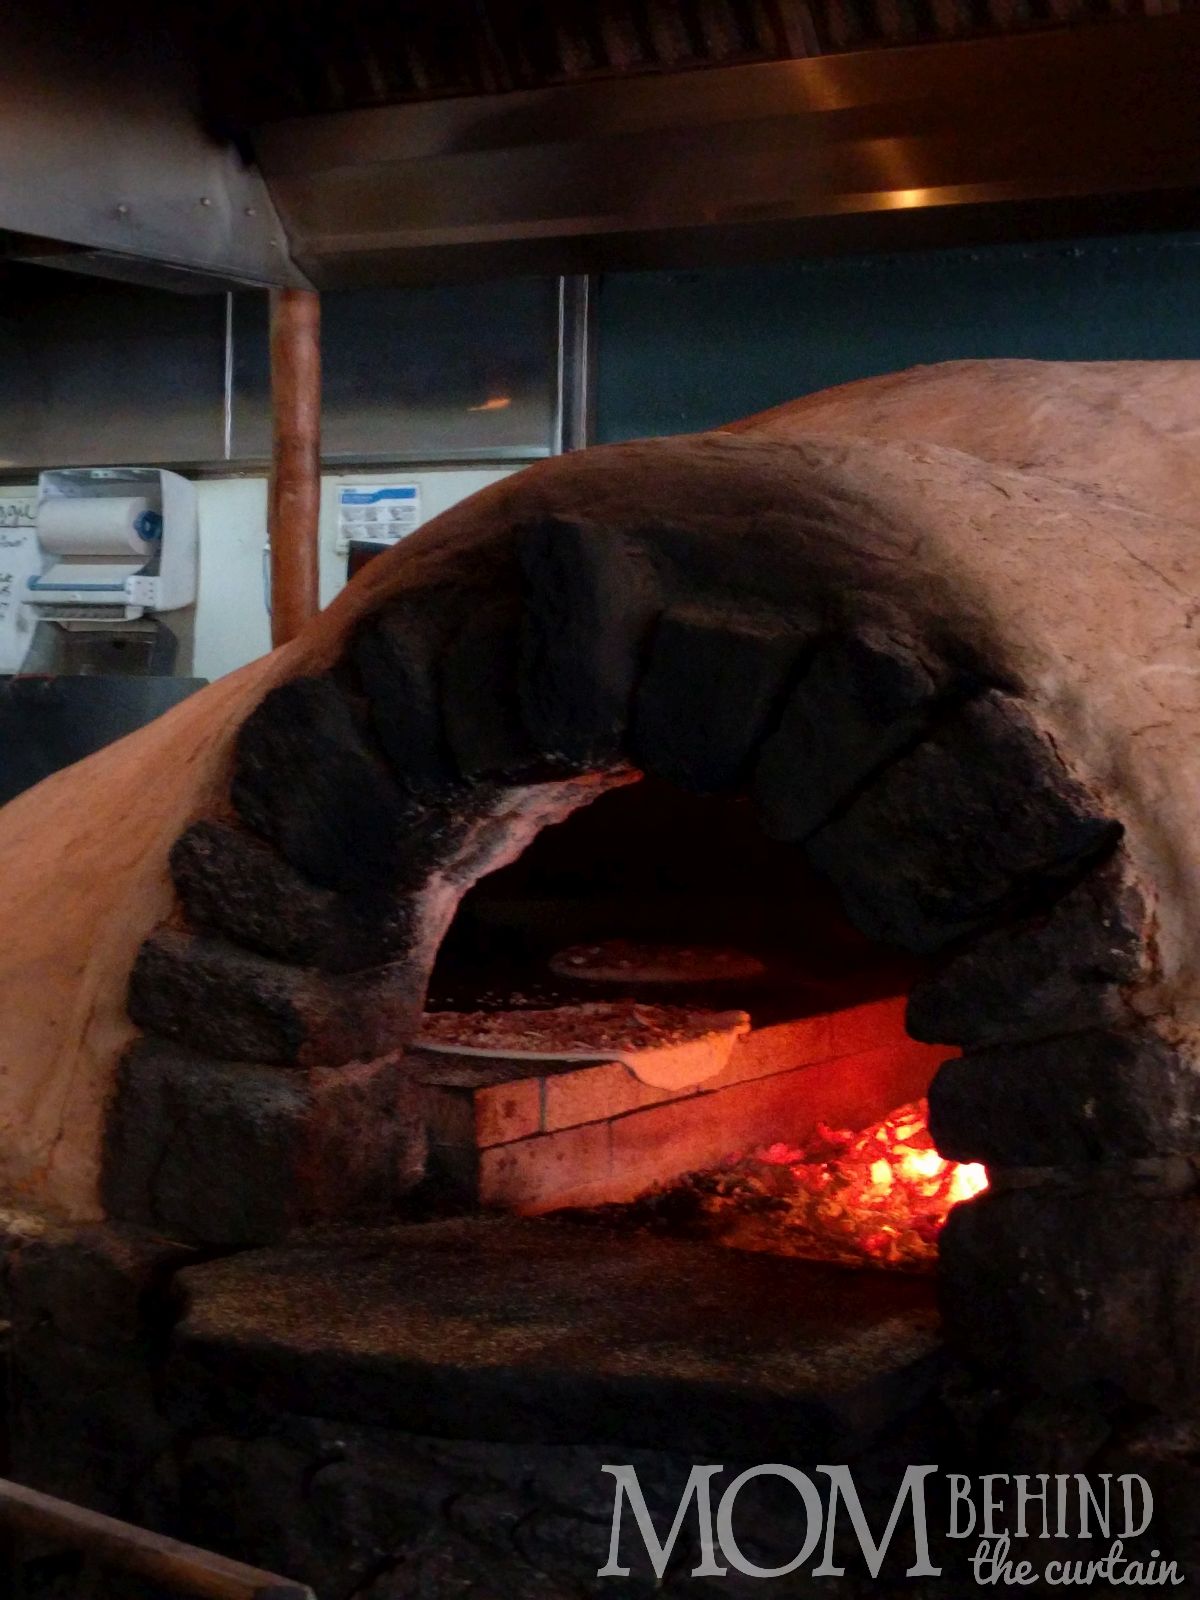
[89,359,1200,1398]
[3,361,1200,1588]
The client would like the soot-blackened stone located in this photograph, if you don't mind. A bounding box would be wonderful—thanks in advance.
[754,628,950,842]
[928,1027,1200,1166]
[807,691,1121,955]
[232,674,415,892]
[0,1216,191,1518]
[518,518,660,770]
[130,928,429,1067]
[170,821,417,975]
[440,597,554,783]
[941,1184,1200,1407]
[130,929,309,1064]
[354,588,473,796]
[103,1039,424,1246]
[629,605,811,793]
[908,854,1151,1048]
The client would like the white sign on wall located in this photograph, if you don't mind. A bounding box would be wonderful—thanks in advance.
[336,484,421,554]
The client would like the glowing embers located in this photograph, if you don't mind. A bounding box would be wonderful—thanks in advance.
[579,1097,987,1273]
[746,1099,988,1271]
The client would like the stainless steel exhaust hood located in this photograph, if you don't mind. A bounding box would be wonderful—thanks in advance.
[0,1,305,292]
[252,14,1200,288]
[1,4,1198,293]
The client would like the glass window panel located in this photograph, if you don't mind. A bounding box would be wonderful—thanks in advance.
[231,278,558,462]
[0,267,227,470]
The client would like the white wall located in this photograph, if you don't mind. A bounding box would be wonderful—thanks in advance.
[193,467,514,681]
[1,466,515,682]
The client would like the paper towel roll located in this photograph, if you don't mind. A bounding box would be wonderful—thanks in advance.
[36,496,162,557]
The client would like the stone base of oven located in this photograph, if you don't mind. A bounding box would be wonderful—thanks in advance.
[0,1207,947,1596]
[8,1196,1200,1596]
[165,1215,944,1458]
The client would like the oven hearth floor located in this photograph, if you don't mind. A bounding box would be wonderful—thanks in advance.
[171,1215,943,1459]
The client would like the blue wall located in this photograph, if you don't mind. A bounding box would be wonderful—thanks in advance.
[595,232,1200,442]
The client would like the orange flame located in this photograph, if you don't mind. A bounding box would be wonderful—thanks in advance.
[755,1098,987,1271]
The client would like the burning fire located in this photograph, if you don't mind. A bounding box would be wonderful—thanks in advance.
[581,1097,985,1274]
[753,1099,988,1271]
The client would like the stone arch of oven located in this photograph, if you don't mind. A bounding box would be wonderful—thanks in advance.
[103,492,1191,1414]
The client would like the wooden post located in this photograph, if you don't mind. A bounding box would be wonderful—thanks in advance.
[0,1474,314,1598]
[267,287,321,647]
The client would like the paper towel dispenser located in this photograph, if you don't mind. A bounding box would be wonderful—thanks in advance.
[28,467,197,616]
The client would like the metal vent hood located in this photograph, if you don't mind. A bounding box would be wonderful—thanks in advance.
[0,1,305,292]
[252,14,1200,287]
[1,5,1199,292]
